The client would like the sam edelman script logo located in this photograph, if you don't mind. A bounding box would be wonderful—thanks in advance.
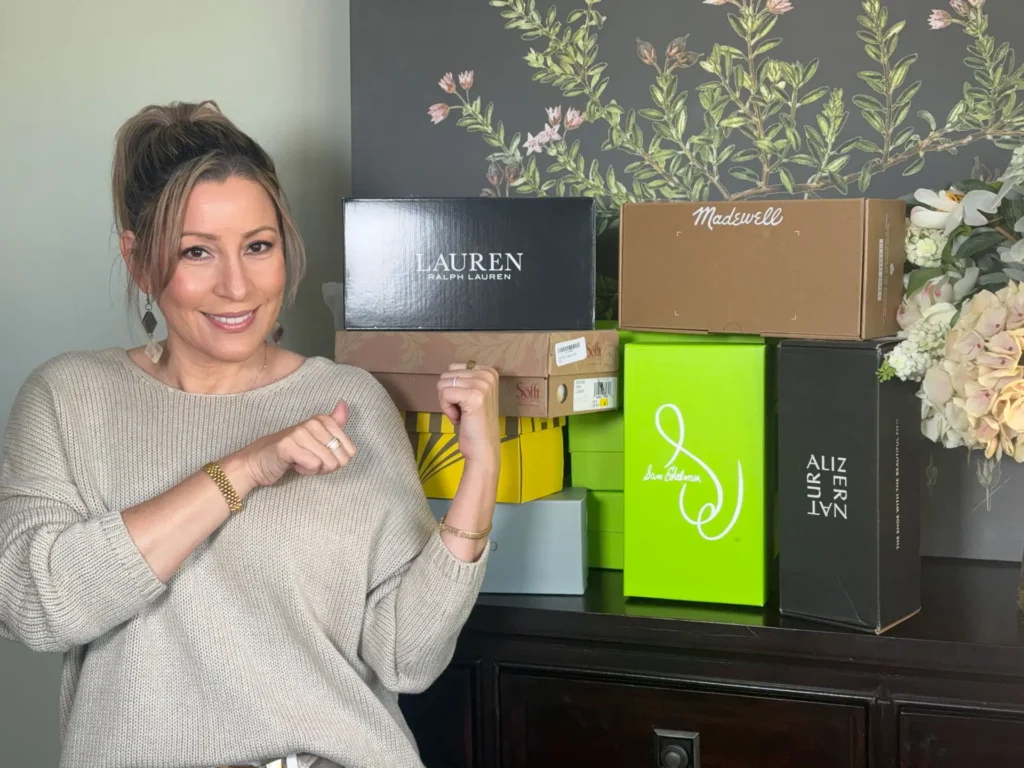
[416,251,523,281]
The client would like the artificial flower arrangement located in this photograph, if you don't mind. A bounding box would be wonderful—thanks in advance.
[879,145,1024,460]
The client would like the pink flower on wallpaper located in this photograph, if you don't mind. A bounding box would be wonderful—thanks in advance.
[428,103,450,124]
[438,72,456,94]
[523,123,561,155]
[949,0,969,15]
[459,70,474,90]
[968,0,986,7]
[702,0,728,5]
[766,0,793,15]
[928,9,953,28]
[564,107,584,130]
[505,165,519,183]
[523,132,545,155]
[546,105,562,126]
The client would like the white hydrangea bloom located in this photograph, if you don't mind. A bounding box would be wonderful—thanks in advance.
[905,219,948,268]
[887,302,957,381]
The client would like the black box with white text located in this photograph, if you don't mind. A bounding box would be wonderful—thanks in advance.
[777,339,921,634]
[343,197,596,331]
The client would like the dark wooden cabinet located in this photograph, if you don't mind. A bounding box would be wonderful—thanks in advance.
[400,663,480,768]
[899,710,1024,767]
[400,560,1024,768]
[500,671,866,768]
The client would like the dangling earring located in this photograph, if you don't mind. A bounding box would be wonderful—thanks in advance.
[141,295,163,364]
[271,321,285,345]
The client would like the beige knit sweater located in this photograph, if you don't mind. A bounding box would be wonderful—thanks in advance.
[0,349,488,768]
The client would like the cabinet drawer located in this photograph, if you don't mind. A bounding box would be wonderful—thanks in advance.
[399,664,478,768]
[500,671,866,768]
[900,710,1024,767]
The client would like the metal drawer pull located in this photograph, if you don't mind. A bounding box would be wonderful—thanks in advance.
[654,728,700,768]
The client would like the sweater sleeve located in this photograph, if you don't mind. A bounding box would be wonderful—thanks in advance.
[356,380,488,695]
[0,370,167,653]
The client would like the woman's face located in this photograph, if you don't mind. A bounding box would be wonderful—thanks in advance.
[158,176,286,365]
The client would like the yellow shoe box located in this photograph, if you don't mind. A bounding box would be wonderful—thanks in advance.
[403,412,565,504]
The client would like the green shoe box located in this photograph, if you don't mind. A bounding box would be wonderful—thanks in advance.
[568,328,743,452]
[624,340,769,606]
[588,529,624,570]
[587,490,624,570]
[570,451,624,491]
[569,411,624,453]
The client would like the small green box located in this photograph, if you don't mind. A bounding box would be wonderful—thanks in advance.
[588,529,624,570]
[624,342,767,606]
[568,411,624,453]
[570,451,625,491]
[588,490,623,532]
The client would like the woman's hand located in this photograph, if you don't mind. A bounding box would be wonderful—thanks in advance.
[437,363,500,470]
[436,362,501,562]
[230,399,358,489]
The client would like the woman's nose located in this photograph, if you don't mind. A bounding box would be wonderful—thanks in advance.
[217,255,250,300]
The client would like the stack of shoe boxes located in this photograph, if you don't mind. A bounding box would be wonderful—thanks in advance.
[339,197,619,596]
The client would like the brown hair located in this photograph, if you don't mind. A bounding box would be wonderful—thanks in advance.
[112,100,306,315]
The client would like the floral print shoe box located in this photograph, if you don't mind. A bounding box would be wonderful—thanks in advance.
[624,340,769,606]
[618,199,906,340]
[777,339,922,634]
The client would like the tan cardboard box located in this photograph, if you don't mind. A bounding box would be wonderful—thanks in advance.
[618,199,905,340]
[334,330,619,417]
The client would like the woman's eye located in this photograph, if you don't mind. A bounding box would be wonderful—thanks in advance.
[181,246,208,260]
[248,241,273,255]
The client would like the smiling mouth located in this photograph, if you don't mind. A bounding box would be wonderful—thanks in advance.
[202,309,257,331]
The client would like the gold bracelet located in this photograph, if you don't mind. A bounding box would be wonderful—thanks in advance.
[202,462,243,514]
[438,513,492,540]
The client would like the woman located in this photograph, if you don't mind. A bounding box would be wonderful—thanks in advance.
[0,101,499,768]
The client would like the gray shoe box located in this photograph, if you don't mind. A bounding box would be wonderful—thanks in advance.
[428,487,589,595]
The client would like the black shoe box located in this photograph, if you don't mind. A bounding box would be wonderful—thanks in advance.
[777,339,921,634]
[343,197,596,331]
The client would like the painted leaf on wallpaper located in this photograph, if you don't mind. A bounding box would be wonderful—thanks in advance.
[418,0,1024,317]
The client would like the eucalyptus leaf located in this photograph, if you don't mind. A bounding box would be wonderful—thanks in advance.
[902,156,926,176]
[980,273,1011,287]
[917,110,937,131]
[857,71,888,95]
[779,167,795,194]
[858,164,873,192]
[729,166,762,183]
[941,224,971,265]
[799,87,829,106]
[954,230,1009,262]
[896,81,922,107]
[754,38,783,57]
[884,20,906,41]
[732,148,761,162]
[906,267,946,296]
[890,54,918,90]
[836,136,867,154]
[958,179,997,193]
[863,111,886,133]
[852,94,885,112]
[720,114,748,129]
[1000,199,1024,231]
[829,171,849,195]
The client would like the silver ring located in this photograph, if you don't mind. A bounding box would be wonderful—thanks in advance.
[325,437,342,453]
[452,376,459,387]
